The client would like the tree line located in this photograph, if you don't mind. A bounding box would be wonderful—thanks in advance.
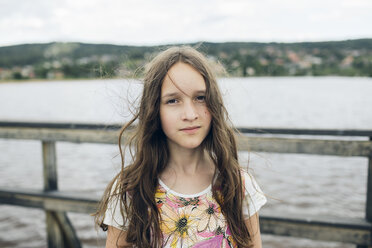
[0,39,371,80]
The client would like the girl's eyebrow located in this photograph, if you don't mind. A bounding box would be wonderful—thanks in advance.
[161,92,179,98]
[161,90,206,99]
[195,90,206,94]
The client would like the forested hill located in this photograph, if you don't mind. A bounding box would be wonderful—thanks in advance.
[0,39,371,80]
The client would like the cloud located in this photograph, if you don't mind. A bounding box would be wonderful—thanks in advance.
[0,0,371,46]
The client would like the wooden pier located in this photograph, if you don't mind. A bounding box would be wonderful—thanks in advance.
[0,121,371,247]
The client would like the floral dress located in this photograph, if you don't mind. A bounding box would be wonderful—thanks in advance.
[103,170,267,248]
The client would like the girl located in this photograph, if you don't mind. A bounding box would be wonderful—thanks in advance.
[95,46,267,247]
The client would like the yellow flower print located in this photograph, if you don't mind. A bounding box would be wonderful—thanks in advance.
[160,205,198,248]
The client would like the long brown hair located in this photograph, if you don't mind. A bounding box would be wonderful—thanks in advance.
[94,46,250,247]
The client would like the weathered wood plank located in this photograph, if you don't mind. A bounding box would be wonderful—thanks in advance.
[236,127,372,137]
[55,212,82,248]
[42,141,63,248]
[46,211,65,248]
[0,121,122,130]
[0,127,119,144]
[1,127,371,157]
[366,137,372,222]
[260,214,372,245]
[45,211,82,248]
[43,141,58,190]
[0,188,98,213]
[238,136,372,157]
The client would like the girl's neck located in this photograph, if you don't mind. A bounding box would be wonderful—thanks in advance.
[166,146,212,175]
[160,145,216,195]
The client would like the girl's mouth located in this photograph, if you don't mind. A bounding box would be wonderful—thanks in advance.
[180,126,200,134]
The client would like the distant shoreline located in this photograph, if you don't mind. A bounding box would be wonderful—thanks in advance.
[2,75,371,84]
[0,77,96,84]
[1,39,371,80]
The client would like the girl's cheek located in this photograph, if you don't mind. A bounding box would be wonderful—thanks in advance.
[204,107,211,116]
[204,110,212,120]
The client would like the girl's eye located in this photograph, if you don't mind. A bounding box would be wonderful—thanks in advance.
[166,99,178,104]
[195,95,206,102]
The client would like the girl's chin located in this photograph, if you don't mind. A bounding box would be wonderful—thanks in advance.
[178,144,202,150]
[168,141,204,151]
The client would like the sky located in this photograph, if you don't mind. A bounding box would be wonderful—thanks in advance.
[1,0,371,47]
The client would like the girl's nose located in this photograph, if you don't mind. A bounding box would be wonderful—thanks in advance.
[182,101,198,121]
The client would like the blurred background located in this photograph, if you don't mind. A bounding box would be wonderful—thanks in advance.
[0,0,371,247]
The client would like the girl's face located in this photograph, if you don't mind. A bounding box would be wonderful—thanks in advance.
[159,62,212,151]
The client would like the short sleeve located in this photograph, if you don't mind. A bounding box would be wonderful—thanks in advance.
[241,170,267,219]
[102,180,128,230]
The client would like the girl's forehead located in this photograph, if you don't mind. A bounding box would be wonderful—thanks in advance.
[161,62,206,96]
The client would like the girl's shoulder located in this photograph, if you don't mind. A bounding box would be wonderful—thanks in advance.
[239,169,264,196]
[240,169,267,218]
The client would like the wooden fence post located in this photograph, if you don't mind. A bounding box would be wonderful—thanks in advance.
[42,141,81,248]
[358,136,372,248]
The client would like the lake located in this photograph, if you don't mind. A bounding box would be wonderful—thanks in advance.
[0,77,371,247]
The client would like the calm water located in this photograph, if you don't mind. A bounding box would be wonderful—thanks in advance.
[0,77,371,248]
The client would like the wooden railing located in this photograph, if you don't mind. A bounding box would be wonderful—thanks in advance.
[0,121,371,247]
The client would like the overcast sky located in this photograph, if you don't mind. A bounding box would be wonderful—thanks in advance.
[1,0,371,47]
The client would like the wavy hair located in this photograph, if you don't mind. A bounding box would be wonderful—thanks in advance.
[94,46,250,247]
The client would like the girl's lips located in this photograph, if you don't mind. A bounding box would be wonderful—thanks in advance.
[180,126,200,134]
